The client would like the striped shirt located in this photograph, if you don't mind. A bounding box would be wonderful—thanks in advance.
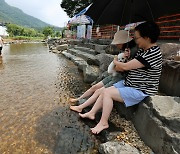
[124,46,162,95]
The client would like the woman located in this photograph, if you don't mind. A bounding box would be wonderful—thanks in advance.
[70,30,136,112]
[79,21,162,134]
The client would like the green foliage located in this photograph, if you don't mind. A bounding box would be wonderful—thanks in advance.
[42,26,54,38]
[55,31,61,37]
[6,23,61,40]
[6,23,44,37]
[0,0,51,28]
[61,0,92,17]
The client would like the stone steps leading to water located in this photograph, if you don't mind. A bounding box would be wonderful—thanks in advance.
[68,48,100,66]
[61,51,87,71]
[73,45,97,55]
[62,50,100,83]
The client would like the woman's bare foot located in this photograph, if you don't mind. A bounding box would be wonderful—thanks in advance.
[69,98,79,103]
[79,112,95,120]
[91,122,109,134]
[70,106,82,113]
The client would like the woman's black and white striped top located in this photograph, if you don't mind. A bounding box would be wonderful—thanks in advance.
[125,46,162,95]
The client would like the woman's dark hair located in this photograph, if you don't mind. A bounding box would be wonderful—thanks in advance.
[135,21,160,43]
[122,39,136,51]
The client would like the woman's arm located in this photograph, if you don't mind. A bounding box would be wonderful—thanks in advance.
[113,58,145,72]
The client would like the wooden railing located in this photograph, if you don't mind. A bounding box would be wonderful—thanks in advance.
[92,14,180,40]
[157,14,180,40]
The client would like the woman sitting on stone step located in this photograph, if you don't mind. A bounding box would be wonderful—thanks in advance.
[69,30,137,112]
[78,21,162,134]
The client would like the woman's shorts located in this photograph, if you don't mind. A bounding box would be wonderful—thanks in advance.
[102,73,125,88]
[113,80,149,107]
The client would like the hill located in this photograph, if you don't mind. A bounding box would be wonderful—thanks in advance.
[0,0,53,28]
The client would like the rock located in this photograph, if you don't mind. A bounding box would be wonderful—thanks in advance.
[56,44,68,51]
[99,141,140,154]
[95,44,108,54]
[133,96,180,154]
[83,65,100,83]
[105,45,120,55]
[159,60,180,96]
[97,54,114,72]
[159,43,180,60]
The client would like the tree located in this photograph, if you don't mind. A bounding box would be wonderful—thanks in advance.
[6,23,44,37]
[61,0,92,18]
[42,26,54,38]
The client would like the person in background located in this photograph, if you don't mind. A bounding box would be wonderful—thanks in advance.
[78,21,162,134]
[70,30,137,112]
[0,36,4,56]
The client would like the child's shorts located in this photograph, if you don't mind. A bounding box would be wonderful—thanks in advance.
[102,73,125,88]
[113,80,149,107]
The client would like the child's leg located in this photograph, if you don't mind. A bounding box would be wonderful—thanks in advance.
[79,90,104,120]
[69,81,104,103]
[70,87,105,113]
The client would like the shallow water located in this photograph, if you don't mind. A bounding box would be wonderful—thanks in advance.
[0,43,98,154]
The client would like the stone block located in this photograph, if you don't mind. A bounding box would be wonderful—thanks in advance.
[159,60,180,96]
[99,141,140,154]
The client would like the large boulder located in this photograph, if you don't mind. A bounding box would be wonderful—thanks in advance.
[133,96,180,154]
[114,95,180,154]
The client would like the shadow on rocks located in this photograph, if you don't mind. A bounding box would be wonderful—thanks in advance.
[34,106,99,154]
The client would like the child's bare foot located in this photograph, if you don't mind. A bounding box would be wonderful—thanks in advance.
[70,106,82,113]
[79,112,95,120]
[91,122,109,134]
[69,98,78,103]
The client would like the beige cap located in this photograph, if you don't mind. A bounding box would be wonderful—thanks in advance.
[111,30,133,45]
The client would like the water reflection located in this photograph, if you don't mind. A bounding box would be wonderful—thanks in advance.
[0,43,97,153]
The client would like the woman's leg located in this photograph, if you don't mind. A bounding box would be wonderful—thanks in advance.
[69,81,104,103]
[91,86,124,134]
[70,87,105,113]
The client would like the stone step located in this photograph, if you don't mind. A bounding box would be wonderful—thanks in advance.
[81,43,96,50]
[61,51,87,71]
[73,46,97,55]
[83,65,100,83]
[79,43,108,54]
[68,48,100,66]
[62,51,100,83]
